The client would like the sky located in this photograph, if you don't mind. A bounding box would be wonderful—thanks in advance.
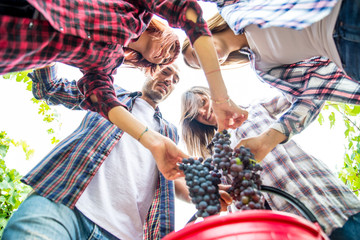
[0,2,348,231]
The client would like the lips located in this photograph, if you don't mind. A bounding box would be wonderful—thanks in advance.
[156,83,168,94]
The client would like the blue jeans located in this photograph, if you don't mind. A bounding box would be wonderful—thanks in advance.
[329,211,360,240]
[333,0,360,81]
[2,193,119,240]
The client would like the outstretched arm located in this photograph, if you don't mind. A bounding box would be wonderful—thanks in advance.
[186,8,248,131]
[236,98,324,161]
[108,106,187,180]
[29,63,84,110]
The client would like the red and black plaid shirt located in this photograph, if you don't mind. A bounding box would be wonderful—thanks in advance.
[0,0,210,119]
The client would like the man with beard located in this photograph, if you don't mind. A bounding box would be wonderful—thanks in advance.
[3,63,181,240]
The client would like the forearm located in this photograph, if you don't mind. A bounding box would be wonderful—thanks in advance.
[185,8,228,100]
[259,128,287,153]
[193,36,229,100]
[108,106,151,143]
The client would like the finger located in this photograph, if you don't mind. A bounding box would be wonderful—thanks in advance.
[218,184,231,191]
[219,190,233,205]
[220,199,228,212]
[178,149,189,159]
[217,121,227,132]
[168,171,183,180]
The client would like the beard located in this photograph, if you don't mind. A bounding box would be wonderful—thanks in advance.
[142,80,166,104]
[142,89,163,103]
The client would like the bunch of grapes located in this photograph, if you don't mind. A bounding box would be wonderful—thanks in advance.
[212,130,232,175]
[180,130,265,218]
[227,146,264,210]
[179,157,222,218]
[211,130,264,210]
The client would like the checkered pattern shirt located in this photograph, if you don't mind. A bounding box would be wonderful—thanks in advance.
[1,0,210,121]
[229,95,360,234]
[24,65,177,239]
[214,0,339,33]
[243,50,360,140]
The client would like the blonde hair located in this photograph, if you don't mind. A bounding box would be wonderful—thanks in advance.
[182,12,248,68]
[180,86,217,157]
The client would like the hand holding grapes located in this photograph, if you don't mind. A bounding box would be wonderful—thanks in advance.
[212,99,248,131]
[141,130,187,180]
[179,130,265,218]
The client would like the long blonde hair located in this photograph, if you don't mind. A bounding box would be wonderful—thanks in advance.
[180,86,217,157]
[182,12,248,68]
[124,18,180,75]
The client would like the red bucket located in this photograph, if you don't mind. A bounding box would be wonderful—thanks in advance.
[163,210,329,240]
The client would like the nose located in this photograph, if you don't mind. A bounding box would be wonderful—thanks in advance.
[198,107,207,117]
[163,77,172,86]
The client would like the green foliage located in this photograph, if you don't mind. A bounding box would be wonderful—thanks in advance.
[318,103,360,196]
[3,71,61,144]
[0,132,32,236]
[2,71,32,91]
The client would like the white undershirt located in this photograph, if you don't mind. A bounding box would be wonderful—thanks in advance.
[244,0,343,72]
[75,98,160,240]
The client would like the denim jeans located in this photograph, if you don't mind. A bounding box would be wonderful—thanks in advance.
[329,211,360,240]
[2,193,119,240]
[333,0,360,81]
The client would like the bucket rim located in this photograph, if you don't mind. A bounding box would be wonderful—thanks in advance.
[164,210,326,240]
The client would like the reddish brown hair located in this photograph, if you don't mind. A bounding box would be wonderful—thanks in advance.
[124,18,180,75]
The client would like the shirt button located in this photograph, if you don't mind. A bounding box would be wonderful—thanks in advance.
[29,22,34,29]
[59,27,64,31]
[87,34,91,39]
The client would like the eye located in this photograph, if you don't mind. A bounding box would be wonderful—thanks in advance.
[173,77,179,84]
[170,43,175,52]
[162,58,169,64]
[161,69,169,75]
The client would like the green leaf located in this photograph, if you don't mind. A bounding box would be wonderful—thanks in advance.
[1,74,11,80]
[51,137,60,145]
[0,145,9,158]
[318,113,324,125]
[328,112,336,129]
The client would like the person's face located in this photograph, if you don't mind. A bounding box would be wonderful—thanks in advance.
[195,94,217,127]
[183,35,229,69]
[142,64,180,103]
[144,40,178,65]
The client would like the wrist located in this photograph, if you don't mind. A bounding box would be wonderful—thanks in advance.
[138,129,159,150]
[211,97,230,105]
[137,126,149,142]
[261,129,287,150]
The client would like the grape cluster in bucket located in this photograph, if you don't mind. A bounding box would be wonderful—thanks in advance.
[179,130,265,218]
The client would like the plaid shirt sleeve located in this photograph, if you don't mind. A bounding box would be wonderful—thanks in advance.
[257,93,325,141]
[260,94,292,117]
[253,56,360,141]
[145,0,211,44]
[271,98,325,141]
[76,71,127,120]
[29,64,84,110]
[217,0,338,34]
